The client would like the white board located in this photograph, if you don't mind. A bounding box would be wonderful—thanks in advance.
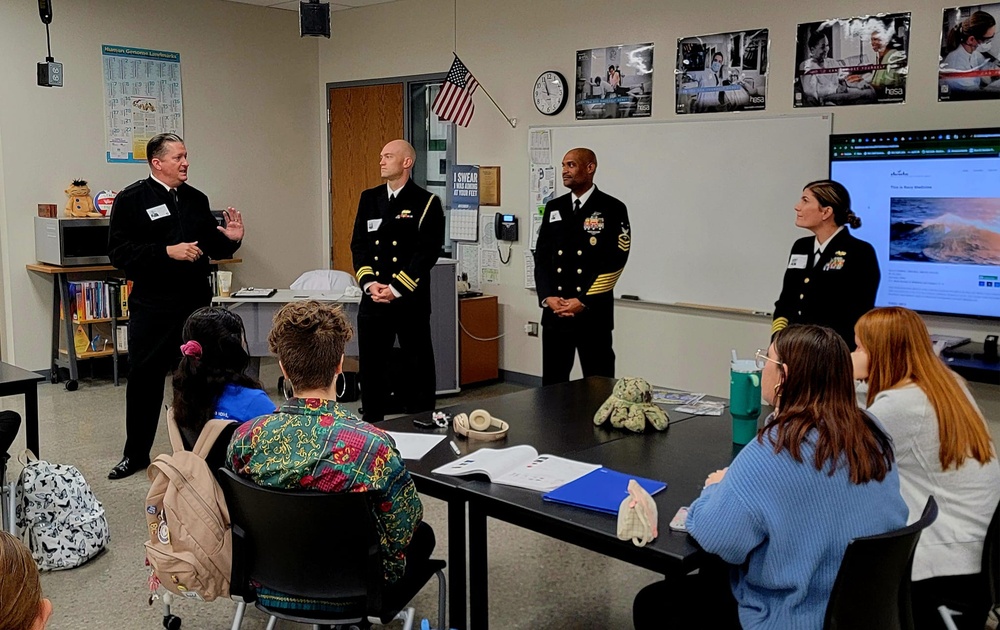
[533,115,832,314]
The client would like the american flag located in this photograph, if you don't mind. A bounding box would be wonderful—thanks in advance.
[432,56,479,127]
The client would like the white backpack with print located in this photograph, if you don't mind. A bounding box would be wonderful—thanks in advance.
[15,450,110,571]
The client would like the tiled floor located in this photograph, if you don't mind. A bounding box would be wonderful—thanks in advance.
[5,362,998,629]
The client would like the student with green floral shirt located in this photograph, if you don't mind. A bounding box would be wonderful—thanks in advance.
[227,300,433,614]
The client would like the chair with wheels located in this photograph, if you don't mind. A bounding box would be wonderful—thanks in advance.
[823,495,938,630]
[217,468,446,630]
[0,411,22,535]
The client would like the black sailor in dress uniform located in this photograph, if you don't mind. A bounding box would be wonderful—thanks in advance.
[534,148,631,385]
[351,140,445,422]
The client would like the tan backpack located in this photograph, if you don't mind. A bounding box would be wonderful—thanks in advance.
[144,413,234,602]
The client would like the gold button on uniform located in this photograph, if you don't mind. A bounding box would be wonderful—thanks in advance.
[392,257,397,262]
[374,256,379,261]
[375,271,380,276]
[800,294,805,299]
[804,278,810,284]
[576,286,581,292]
[557,268,562,273]
[392,240,398,246]
[577,250,583,255]
[577,269,582,274]
[375,240,379,245]
[557,250,563,256]
[557,286,562,291]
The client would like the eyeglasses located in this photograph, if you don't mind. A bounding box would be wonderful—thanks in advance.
[754,348,784,370]
[976,35,994,43]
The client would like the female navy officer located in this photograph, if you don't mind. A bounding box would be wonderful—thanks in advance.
[771,180,879,350]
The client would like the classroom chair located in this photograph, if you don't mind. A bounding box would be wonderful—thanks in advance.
[0,411,22,534]
[939,496,1000,629]
[823,496,938,630]
[217,468,447,630]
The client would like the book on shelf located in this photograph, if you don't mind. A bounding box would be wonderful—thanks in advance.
[431,444,600,492]
[63,279,131,321]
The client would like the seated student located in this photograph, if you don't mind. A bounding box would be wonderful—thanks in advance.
[633,325,907,630]
[854,307,1000,629]
[0,530,53,630]
[171,307,274,471]
[227,300,433,614]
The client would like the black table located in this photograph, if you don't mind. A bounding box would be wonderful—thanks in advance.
[381,377,736,629]
[0,362,45,456]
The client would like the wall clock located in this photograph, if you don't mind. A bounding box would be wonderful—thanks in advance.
[533,71,568,116]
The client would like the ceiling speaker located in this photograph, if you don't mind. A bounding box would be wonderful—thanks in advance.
[299,1,330,38]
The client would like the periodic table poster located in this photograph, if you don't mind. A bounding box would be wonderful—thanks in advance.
[102,45,184,163]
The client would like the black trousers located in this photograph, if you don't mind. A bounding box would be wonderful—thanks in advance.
[912,572,991,630]
[358,312,435,423]
[122,306,195,462]
[541,318,615,386]
[633,557,740,629]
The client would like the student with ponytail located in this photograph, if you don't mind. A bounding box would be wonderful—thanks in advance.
[171,307,274,470]
[771,179,880,350]
[854,307,1000,629]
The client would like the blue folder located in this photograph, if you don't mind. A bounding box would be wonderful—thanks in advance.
[541,467,666,515]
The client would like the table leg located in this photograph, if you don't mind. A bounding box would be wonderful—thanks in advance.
[24,384,40,457]
[49,279,60,383]
[57,275,79,384]
[469,501,489,630]
[448,499,467,630]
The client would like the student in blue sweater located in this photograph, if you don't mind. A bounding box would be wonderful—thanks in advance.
[170,307,275,471]
[633,325,908,630]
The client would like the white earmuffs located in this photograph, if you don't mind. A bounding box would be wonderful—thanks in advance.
[452,409,509,442]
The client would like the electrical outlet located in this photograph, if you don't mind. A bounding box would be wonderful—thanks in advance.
[524,321,539,337]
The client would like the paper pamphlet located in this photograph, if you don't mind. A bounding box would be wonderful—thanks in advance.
[652,390,705,405]
[431,444,600,492]
[385,431,448,460]
[675,401,725,416]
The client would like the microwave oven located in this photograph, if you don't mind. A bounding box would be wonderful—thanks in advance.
[34,217,111,266]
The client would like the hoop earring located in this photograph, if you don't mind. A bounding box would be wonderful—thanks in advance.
[773,383,782,399]
[337,373,347,400]
[282,378,294,401]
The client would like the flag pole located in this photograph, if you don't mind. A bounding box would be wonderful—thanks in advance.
[455,53,517,129]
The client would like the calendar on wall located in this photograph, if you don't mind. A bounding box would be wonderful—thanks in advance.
[102,44,184,163]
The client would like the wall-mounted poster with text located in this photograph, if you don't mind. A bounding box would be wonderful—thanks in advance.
[939,4,1000,101]
[575,43,654,119]
[676,29,769,114]
[793,13,910,107]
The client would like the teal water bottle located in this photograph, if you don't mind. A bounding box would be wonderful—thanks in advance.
[730,359,762,445]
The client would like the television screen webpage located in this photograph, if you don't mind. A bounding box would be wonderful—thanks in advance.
[830,129,1000,319]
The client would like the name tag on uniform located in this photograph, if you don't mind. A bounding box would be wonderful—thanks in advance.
[146,205,170,220]
[549,211,562,223]
[367,219,382,232]
[788,254,808,269]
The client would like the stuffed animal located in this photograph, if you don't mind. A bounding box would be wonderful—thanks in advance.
[594,377,669,433]
[65,180,101,217]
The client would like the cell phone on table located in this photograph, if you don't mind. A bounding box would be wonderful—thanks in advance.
[413,418,435,429]
[669,506,689,532]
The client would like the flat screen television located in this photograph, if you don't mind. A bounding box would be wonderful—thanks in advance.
[830,128,1000,320]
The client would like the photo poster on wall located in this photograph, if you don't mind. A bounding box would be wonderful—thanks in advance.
[675,29,769,114]
[449,164,480,242]
[102,45,184,163]
[793,12,911,108]
[575,43,654,119]
[530,163,556,216]
[938,3,1000,101]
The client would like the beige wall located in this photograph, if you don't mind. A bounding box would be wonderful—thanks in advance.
[318,0,1000,397]
[0,0,322,371]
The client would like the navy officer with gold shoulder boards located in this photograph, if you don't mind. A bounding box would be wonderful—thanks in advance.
[351,139,445,422]
[534,148,631,385]
[772,179,880,350]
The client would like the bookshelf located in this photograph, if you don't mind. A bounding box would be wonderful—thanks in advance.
[28,260,241,390]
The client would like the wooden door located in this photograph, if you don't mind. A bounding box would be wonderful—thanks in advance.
[329,83,404,273]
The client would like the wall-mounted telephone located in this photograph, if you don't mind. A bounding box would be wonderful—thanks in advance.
[494,213,519,242]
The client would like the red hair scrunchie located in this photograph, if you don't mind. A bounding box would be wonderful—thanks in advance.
[180,340,203,358]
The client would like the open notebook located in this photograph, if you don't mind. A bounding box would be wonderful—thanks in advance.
[431,444,599,492]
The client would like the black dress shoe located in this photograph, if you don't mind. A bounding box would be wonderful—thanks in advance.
[108,456,149,480]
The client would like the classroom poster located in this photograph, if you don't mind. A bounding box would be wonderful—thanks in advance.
[793,13,910,108]
[530,164,556,214]
[449,164,480,241]
[675,29,769,114]
[102,45,184,163]
[938,4,1000,101]
[576,43,654,119]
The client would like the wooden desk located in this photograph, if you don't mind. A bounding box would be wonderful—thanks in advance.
[459,295,499,385]
[0,363,45,457]
[28,260,241,390]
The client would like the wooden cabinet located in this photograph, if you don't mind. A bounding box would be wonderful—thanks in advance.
[459,295,499,386]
